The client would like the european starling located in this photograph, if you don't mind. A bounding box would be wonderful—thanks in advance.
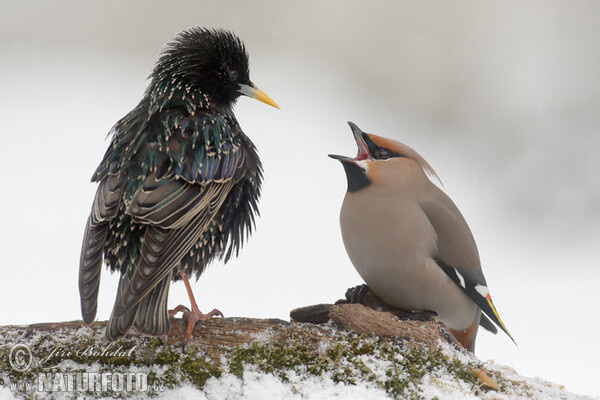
[78,28,279,343]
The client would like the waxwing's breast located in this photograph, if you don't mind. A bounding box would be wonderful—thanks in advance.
[339,183,478,331]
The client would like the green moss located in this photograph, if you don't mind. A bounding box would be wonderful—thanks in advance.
[229,341,313,381]
[181,355,222,387]
[381,345,476,399]
[147,347,180,367]
[226,327,492,400]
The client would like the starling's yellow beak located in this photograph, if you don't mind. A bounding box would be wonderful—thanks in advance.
[238,83,280,109]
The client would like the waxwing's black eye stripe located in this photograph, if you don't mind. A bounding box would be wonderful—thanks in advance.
[374,146,402,160]
[361,134,401,160]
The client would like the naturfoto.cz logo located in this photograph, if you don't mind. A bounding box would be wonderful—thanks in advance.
[10,372,162,393]
[7,343,164,394]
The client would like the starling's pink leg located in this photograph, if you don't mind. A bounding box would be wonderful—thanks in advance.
[169,270,223,345]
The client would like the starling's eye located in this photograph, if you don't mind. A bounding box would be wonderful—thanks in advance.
[228,70,238,81]
[376,149,390,160]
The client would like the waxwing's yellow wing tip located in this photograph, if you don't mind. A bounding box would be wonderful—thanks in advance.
[485,296,517,346]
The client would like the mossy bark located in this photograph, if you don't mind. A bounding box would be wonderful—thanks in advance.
[0,306,576,399]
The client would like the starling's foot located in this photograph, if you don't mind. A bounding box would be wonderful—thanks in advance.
[396,310,437,321]
[169,304,223,350]
[170,270,223,350]
[179,305,223,343]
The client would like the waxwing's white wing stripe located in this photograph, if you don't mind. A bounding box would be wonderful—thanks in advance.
[475,284,490,298]
[455,267,466,288]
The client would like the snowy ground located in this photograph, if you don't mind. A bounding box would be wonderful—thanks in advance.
[138,361,596,400]
[1,344,593,400]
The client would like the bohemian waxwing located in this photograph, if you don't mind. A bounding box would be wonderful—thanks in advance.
[329,122,514,352]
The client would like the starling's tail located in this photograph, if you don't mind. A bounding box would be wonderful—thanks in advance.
[79,216,107,324]
[106,273,140,341]
[106,271,174,340]
[134,271,173,336]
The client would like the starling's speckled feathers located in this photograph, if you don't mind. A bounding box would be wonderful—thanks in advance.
[79,28,265,340]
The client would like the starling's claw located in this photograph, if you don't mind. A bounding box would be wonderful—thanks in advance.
[171,270,223,349]
[168,305,191,318]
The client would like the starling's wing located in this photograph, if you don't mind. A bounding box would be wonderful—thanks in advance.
[420,198,515,344]
[127,174,235,230]
[79,173,124,324]
[106,174,235,340]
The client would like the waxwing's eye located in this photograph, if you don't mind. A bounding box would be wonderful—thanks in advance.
[376,149,390,160]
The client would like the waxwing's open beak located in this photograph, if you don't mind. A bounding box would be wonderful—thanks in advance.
[328,153,354,163]
[348,121,371,161]
[238,83,280,109]
[328,121,371,162]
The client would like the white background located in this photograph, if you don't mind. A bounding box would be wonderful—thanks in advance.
[1,1,598,397]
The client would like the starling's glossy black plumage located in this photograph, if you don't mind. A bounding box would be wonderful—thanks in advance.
[79,28,277,340]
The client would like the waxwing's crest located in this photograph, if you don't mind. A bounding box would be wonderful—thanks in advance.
[367,133,442,185]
